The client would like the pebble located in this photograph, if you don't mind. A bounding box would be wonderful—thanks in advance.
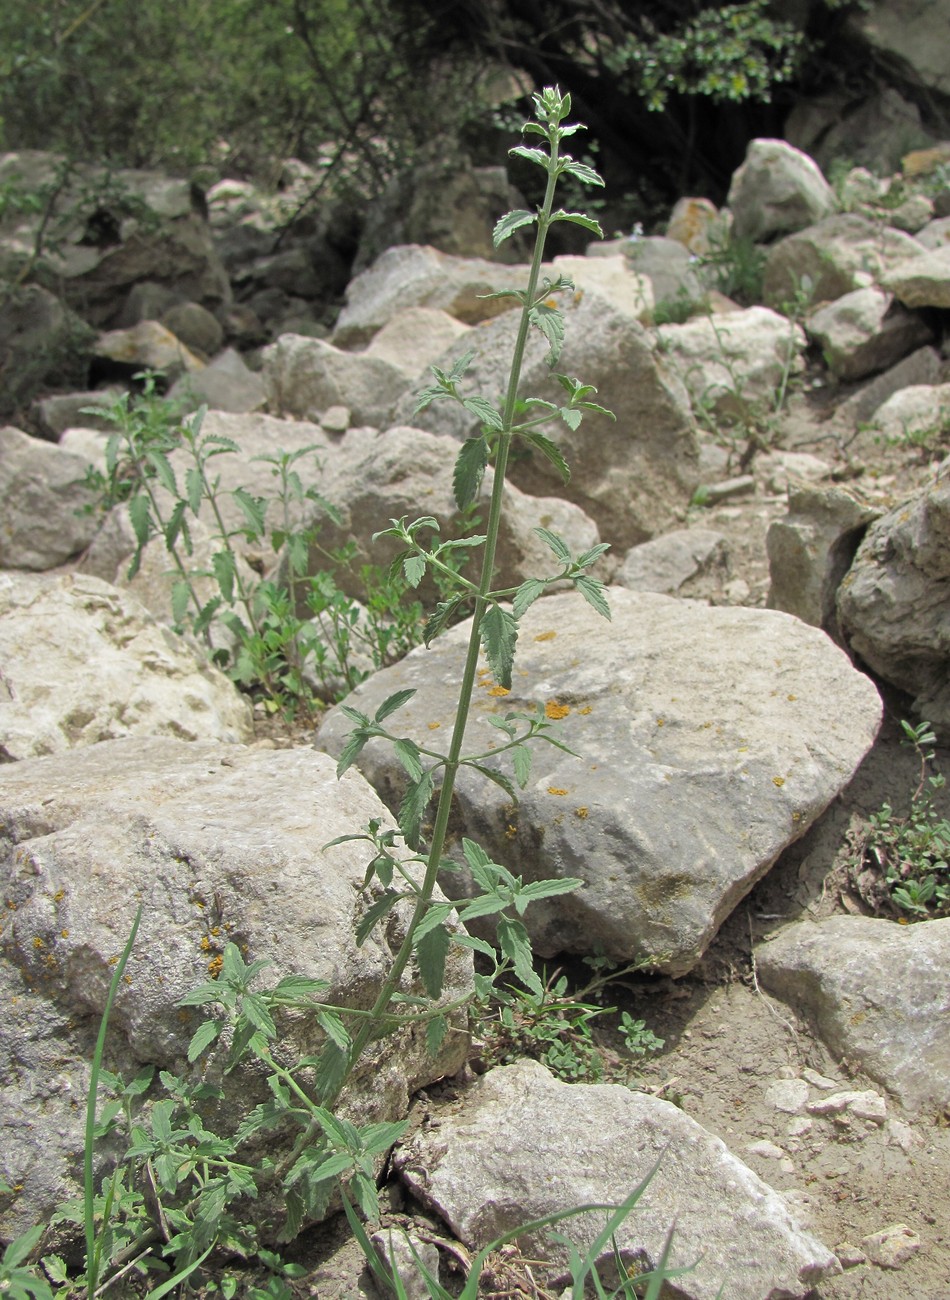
[801,1067,838,1090]
[807,1089,886,1123]
[835,1242,868,1268]
[861,1224,921,1269]
[765,1078,809,1114]
[745,1139,784,1159]
[886,1118,923,1154]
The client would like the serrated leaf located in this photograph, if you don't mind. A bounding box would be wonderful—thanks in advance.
[528,302,565,367]
[415,923,450,999]
[314,1040,349,1103]
[187,1019,222,1063]
[413,901,456,941]
[374,689,416,724]
[453,933,498,958]
[426,1015,448,1057]
[512,578,547,619]
[272,974,331,998]
[184,466,203,514]
[211,549,236,604]
[171,578,191,627]
[497,917,542,996]
[462,396,503,430]
[534,526,572,565]
[355,890,401,946]
[317,1011,351,1052]
[424,597,463,648]
[560,407,582,431]
[518,876,584,902]
[523,431,570,483]
[493,208,537,246]
[479,604,518,690]
[467,761,517,802]
[241,992,276,1039]
[335,730,369,779]
[193,596,222,637]
[163,499,186,550]
[513,745,532,788]
[453,436,489,511]
[552,210,604,237]
[146,449,177,495]
[509,145,548,168]
[128,492,152,547]
[574,574,612,621]
[393,739,424,783]
[576,542,612,568]
[399,770,434,851]
[403,554,426,588]
[560,159,605,187]
[232,486,266,538]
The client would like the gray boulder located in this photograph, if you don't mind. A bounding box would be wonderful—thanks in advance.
[318,589,882,975]
[882,245,950,308]
[727,139,835,243]
[617,529,728,597]
[0,285,95,418]
[0,738,471,1241]
[805,287,932,381]
[756,916,950,1115]
[854,0,950,99]
[588,235,703,311]
[261,333,409,424]
[763,215,924,309]
[837,473,950,731]
[393,1058,840,1299]
[396,290,698,549]
[0,426,99,569]
[0,572,253,758]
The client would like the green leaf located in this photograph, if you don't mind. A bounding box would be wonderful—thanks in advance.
[2,1224,46,1269]
[415,923,450,999]
[403,554,426,588]
[413,901,456,940]
[560,407,582,431]
[509,145,548,168]
[453,436,490,511]
[272,974,332,998]
[551,210,604,237]
[461,397,503,430]
[374,689,416,724]
[518,876,584,902]
[560,159,605,187]
[523,431,570,483]
[426,1015,448,1057]
[211,549,236,604]
[128,492,152,548]
[467,762,517,802]
[171,578,191,626]
[146,449,177,495]
[193,596,222,637]
[232,486,266,538]
[534,526,572,565]
[355,890,401,946]
[185,466,203,514]
[574,574,612,621]
[497,917,542,996]
[187,1019,222,1063]
[513,745,532,788]
[314,1041,349,1103]
[336,731,369,779]
[317,1011,351,1052]
[241,992,276,1039]
[512,578,547,619]
[399,769,435,851]
[493,208,537,246]
[479,604,518,690]
[163,499,186,549]
[393,739,424,783]
[424,596,464,647]
[528,302,565,367]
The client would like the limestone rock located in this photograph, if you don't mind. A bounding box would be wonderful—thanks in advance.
[868,381,950,443]
[805,287,932,381]
[836,474,950,729]
[318,589,882,974]
[0,285,96,418]
[363,307,472,378]
[657,306,805,418]
[0,572,252,758]
[727,139,835,243]
[396,290,698,549]
[393,1058,840,1299]
[0,426,99,569]
[618,529,728,597]
[93,320,206,380]
[837,345,942,428]
[763,215,924,309]
[167,346,265,414]
[160,301,224,357]
[666,197,724,256]
[590,234,705,311]
[767,484,880,634]
[0,739,471,1240]
[856,0,950,98]
[882,244,950,308]
[261,332,408,424]
[756,916,950,1115]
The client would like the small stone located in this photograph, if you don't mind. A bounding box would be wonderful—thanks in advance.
[704,474,756,503]
[745,1139,785,1159]
[861,1224,921,1269]
[886,1118,923,1153]
[765,1078,810,1114]
[320,404,351,433]
[835,1242,867,1269]
[807,1089,886,1122]
[779,1157,796,1174]
[370,1228,441,1300]
[801,1067,838,1090]
[787,1116,814,1138]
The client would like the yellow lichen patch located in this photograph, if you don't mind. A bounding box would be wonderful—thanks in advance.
[547,787,569,796]
[787,694,797,701]
[505,824,518,840]
[772,776,785,787]
[428,721,441,730]
[545,700,570,720]
[488,685,510,697]
[578,705,592,716]
[534,630,557,642]
[32,937,44,950]
[5,900,16,911]
[60,930,68,940]
[656,718,665,727]
[53,890,65,902]
[478,667,492,677]
[207,955,223,978]
[574,807,589,819]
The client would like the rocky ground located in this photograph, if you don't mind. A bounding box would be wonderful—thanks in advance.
[242,386,950,1300]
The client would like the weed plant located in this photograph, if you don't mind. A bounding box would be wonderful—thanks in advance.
[850,719,950,919]
[81,378,428,717]
[8,88,681,1298]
